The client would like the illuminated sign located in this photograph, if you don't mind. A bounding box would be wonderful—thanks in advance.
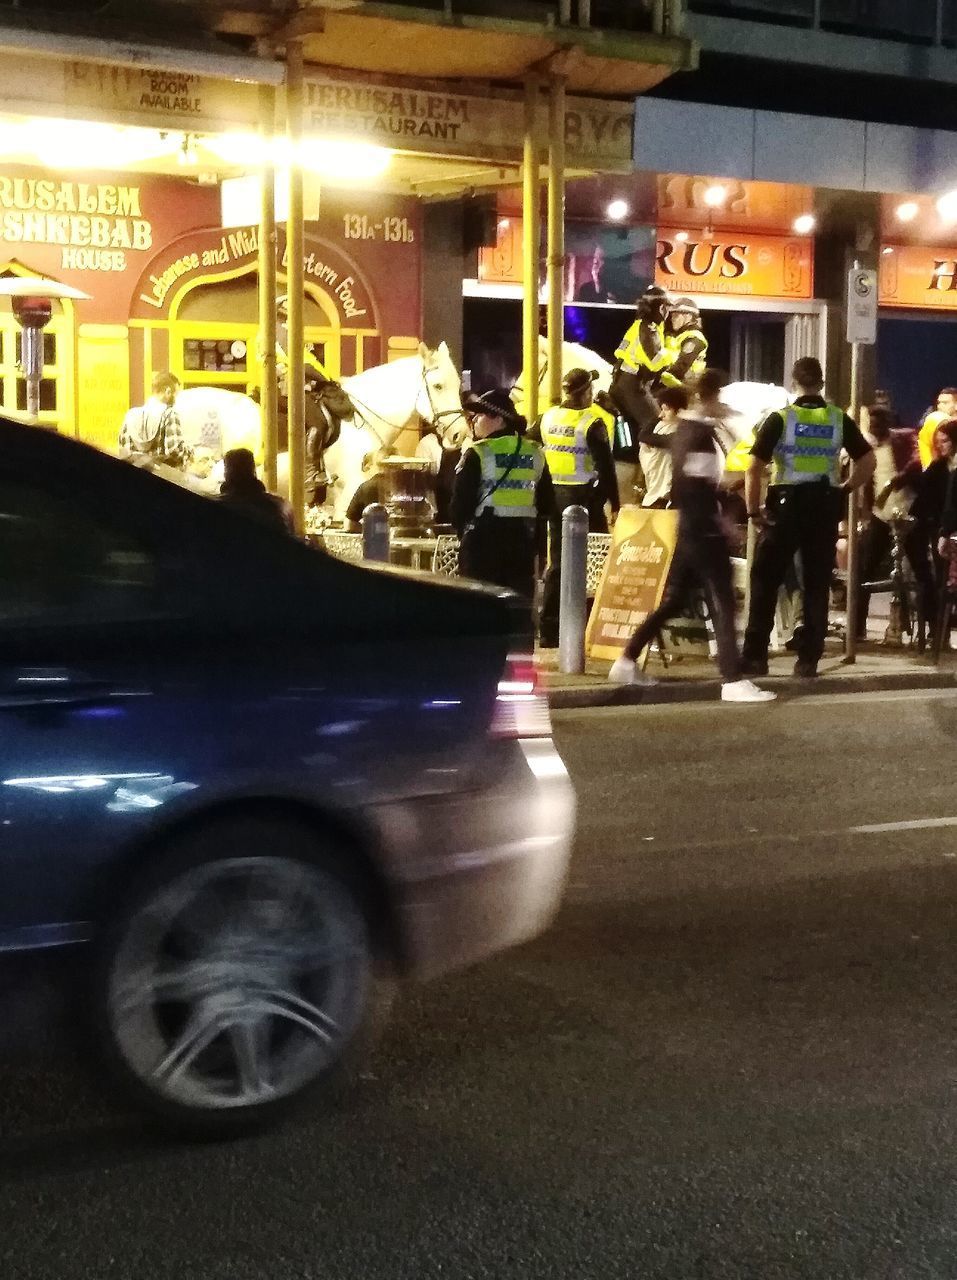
[655,230,814,300]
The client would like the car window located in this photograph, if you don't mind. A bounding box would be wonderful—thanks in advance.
[0,476,158,626]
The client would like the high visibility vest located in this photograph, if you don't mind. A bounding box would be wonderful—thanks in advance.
[615,320,672,377]
[472,434,544,518]
[771,404,844,487]
[919,411,949,469]
[661,328,708,387]
[540,406,599,485]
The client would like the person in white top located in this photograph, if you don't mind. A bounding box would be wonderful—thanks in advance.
[637,385,688,507]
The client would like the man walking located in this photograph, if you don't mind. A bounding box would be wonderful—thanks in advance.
[742,357,875,679]
[537,367,620,648]
[609,370,775,704]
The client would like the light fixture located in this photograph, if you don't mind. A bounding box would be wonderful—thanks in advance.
[881,245,895,256]
[675,230,690,243]
[793,213,816,235]
[938,190,957,225]
[26,119,174,170]
[606,198,630,222]
[895,200,919,224]
[703,184,728,210]
[498,218,511,231]
[203,134,391,180]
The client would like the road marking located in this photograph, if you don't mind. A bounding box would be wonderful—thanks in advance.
[849,816,957,835]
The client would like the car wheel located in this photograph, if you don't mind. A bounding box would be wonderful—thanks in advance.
[93,818,378,1137]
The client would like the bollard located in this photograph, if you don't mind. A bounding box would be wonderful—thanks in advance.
[844,488,859,663]
[361,503,390,563]
[558,504,589,675]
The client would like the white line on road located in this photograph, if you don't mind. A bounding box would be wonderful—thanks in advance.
[849,816,957,835]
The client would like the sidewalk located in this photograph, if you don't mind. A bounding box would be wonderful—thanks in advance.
[541,644,957,709]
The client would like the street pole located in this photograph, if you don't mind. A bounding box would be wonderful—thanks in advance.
[559,505,589,674]
[522,77,542,426]
[546,75,566,409]
[844,336,863,663]
[286,39,306,535]
[258,82,279,494]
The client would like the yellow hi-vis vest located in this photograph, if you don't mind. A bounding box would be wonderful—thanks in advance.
[614,320,672,377]
[919,411,949,469]
[771,404,844,487]
[472,434,544,518]
[540,406,599,485]
[661,328,708,387]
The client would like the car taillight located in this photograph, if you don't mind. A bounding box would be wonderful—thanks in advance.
[489,653,552,739]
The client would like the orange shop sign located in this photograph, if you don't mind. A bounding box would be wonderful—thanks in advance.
[879,245,957,309]
[655,230,814,300]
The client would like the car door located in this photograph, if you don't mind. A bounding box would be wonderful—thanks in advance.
[0,447,208,947]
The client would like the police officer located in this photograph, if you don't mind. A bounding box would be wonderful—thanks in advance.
[742,357,875,679]
[537,368,620,648]
[610,284,675,433]
[662,297,708,389]
[451,388,551,599]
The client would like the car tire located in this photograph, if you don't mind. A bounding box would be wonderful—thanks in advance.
[91,815,385,1138]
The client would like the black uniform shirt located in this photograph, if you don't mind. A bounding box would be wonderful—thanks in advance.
[751,395,871,485]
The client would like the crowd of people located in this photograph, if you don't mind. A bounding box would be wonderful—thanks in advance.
[114,291,957,694]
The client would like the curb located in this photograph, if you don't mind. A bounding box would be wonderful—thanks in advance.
[547,668,956,710]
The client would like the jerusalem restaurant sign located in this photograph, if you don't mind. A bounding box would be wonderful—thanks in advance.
[655,230,814,300]
[879,245,957,309]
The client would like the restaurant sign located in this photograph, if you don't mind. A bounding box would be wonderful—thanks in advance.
[656,229,814,300]
[879,244,957,309]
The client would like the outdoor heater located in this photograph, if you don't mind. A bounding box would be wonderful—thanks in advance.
[0,277,90,419]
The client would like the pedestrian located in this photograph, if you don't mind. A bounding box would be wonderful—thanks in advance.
[742,357,875,679]
[219,447,295,534]
[609,285,675,434]
[916,420,957,579]
[538,367,620,647]
[451,388,551,599]
[344,448,394,532]
[118,372,193,472]
[609,369,776,704]
[918,387,957,469]
[637,385,689,508]
[661,297,708,390]
[857,405,930,642]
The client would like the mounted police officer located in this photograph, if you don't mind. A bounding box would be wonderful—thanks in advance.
[451,388,552,599]
[536,367,620,648]
[742,357,875,679]
[610,284,675,434]
[662,296,708,390]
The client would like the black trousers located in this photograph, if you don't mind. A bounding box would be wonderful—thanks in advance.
[857,517,936,635]
[459,515,537,599]
[540,484,608,645]
[743,485,841,667]
[623,516,741,682]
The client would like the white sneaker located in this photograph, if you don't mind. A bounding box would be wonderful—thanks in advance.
[721,678,777,703]
[608,656,657,686]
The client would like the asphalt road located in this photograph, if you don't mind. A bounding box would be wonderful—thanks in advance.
[5,688,957,1279]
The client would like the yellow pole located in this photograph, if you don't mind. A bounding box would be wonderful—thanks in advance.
[522,77,542,425]
[286,40,306,534]
[258,82,279,493]
[546,75,566,408]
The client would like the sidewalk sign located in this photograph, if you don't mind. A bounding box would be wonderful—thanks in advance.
[586,506,679,662]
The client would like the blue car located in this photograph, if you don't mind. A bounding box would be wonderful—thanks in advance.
[0,419,574,1135]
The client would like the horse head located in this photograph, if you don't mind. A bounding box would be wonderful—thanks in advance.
[416,341,464,441]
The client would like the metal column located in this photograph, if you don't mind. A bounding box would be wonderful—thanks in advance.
[258,82,279,493]
[522,77,542,426]
[285,40,306,534]
[546,76,566,409]
[844,338,864,662]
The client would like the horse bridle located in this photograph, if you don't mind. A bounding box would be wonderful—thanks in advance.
[343,361,468,449]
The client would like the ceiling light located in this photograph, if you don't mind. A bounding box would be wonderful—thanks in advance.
[606,199,630,222]
[895,200,919,224]
[703,184,728,209]
[26,119,174,170]
[938,190,957,225]
[675,230,689,243]
[881,246,895,256]
[498,218,511,230]
[792,214,816,235]
[298,139,390,179]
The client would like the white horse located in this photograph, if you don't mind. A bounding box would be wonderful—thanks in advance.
[324,340,463,518]
[511,337,615,417]
[174,387,264,494]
